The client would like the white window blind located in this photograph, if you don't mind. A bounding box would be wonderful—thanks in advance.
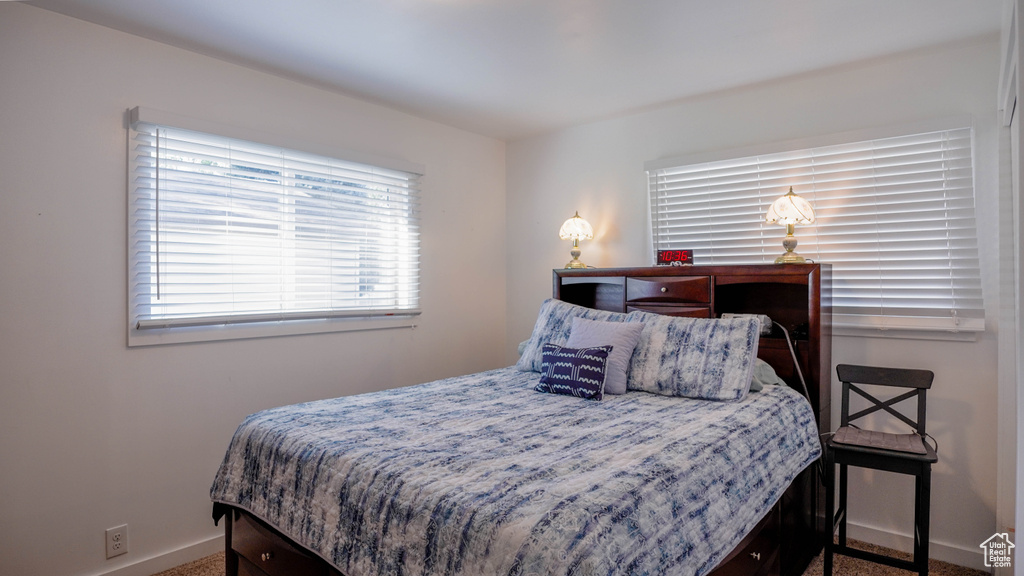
[647,124,984,333]
[128,112,421,337]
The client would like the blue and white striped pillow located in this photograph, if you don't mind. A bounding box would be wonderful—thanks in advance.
[535,344,612,400]
[516,299,628,373]
[625,311,761,401]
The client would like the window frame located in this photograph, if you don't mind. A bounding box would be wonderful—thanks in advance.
[126,107,424,347]
[644,117,985,336]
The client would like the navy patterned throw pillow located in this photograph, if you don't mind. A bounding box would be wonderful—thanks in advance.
[535,343,612,400]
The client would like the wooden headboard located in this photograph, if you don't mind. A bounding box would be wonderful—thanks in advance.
[553,264,831,431]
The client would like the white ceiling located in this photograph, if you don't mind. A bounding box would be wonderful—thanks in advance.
[28,0,1004,140]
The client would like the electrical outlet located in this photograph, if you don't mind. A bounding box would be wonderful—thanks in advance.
[106,524,128,559]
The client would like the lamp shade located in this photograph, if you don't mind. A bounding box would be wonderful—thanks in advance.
[765,187,815,226]
[558,211,594,241]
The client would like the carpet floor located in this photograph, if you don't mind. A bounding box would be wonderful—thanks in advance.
[152,540,988,576]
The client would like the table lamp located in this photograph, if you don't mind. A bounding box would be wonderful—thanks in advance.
[559,211,594,269]
[765,187,815,264]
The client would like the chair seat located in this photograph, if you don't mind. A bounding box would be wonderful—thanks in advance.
[833,426,926,453]
[827,428,938,463]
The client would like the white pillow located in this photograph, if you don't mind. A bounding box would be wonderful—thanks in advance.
[749,359,786,392]
[565,317,643,395]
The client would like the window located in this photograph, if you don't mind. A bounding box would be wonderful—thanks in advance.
[128,108,421,345]
[646,120,984,333]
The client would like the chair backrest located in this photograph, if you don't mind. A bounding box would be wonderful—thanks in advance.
[835,364,934,435]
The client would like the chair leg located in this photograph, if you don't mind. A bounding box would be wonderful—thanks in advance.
[838,463,848,546]
[915,466,931,576]
[824,450,835,576]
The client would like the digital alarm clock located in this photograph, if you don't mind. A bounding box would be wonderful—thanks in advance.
[656,249,693,266]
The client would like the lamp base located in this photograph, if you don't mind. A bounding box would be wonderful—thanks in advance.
[774,251,807,264]
[774,231,807,264]
[565,245,587,269]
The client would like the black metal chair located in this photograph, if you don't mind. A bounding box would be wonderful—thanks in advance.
[824,364,938,576]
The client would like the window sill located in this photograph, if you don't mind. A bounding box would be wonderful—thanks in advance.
[832,313,983,342]
[127,314,418,347]
[833,325,982,342]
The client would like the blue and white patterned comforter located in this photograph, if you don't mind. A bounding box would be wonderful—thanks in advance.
[210,367,820,576]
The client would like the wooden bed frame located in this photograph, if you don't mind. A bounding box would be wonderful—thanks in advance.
[216,264,831,576]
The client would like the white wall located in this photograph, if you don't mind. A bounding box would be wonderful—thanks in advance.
[0,4,506,576]
[506,37,1003,569]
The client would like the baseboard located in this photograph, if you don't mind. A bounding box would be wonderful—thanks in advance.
[846,522,988,572]
[87,524,988,575]
[94,534,223,576]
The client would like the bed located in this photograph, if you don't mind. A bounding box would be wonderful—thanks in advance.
[212,279,828,576]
